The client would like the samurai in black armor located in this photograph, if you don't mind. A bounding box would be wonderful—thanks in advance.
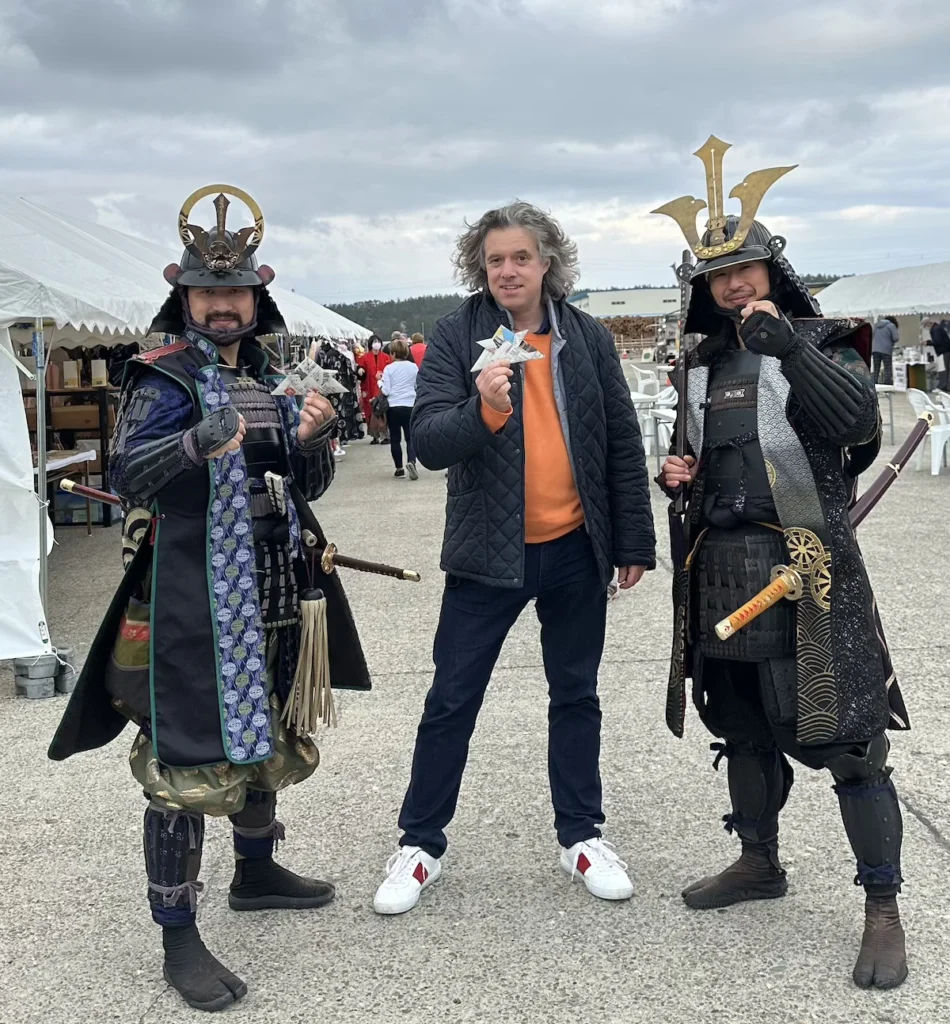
[49,186,370,1012]
[654,138,910,990]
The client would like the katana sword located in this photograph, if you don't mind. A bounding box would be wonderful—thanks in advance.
[60,479,422,583]
[303,535,421,583]
[713,410,935,640]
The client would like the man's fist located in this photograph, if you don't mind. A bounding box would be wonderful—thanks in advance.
[739,302,798,358]
[477,360,513,413]
[661,454,697,488]
[298,391,336,442]
[207,414,246,459]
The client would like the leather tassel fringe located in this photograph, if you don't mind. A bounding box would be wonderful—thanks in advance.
[281,588,336,735]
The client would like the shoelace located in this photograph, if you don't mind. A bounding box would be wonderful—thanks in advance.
[569,838,628,882]
[384,847,421,883]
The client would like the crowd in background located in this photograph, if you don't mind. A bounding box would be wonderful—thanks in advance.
[312,329,425,479]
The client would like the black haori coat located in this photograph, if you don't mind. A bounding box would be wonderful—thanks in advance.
[49,339,369,768]
[665,318,909,746]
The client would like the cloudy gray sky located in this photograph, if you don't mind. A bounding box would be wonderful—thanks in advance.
[3,0,950,303]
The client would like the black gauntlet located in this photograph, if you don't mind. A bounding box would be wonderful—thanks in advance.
[115,407,241,504]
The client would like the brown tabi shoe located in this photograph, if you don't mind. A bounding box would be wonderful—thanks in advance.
[682,841,788,910]
[852,894,908,990]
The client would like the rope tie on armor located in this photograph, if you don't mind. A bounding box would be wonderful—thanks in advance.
[232,818,287,852]
[832,774,892,798]
[854,862,902,888]
[159,809,201,850]
[710,742,730,771]
[148,879,205,911]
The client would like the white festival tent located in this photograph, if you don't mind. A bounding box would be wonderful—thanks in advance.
[0,197,371,341]
[0,195,368,661]
[817,260,950,318]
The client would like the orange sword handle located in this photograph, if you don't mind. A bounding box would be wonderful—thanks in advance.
[715,565,804,641]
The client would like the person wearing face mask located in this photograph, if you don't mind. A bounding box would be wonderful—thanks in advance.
[654,138,910,991]
[358,335,392,443]
[48,186,370,1013]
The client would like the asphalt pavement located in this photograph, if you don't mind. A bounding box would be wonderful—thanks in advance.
[1,393,948,1024]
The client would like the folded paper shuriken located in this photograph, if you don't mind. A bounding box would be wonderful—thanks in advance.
[271,356,350,398]
[471,326,545,373]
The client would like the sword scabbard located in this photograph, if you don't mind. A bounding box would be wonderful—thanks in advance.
[319,542,421,582]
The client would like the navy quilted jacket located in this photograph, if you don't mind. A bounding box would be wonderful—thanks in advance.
[411,293,656,588]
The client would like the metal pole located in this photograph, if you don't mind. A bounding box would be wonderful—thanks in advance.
[34,317,49,614]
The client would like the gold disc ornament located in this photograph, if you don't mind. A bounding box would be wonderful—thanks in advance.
[809,551,833,611]
[177,184,265,272]
[783,527,825,573]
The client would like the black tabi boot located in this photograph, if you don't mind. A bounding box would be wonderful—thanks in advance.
[144,807,247,1012]
[683,743,791,910]
[830,741,907,990]
[228,790,335,911]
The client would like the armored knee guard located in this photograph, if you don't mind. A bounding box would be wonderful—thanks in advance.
[828,735,903,895]
[229,790,284,860]
[143,805,205,927]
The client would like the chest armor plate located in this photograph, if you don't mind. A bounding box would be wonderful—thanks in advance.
[701,348,776,527]
[218,366,287,482]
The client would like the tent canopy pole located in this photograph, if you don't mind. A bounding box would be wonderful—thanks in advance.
[34,317,48,615]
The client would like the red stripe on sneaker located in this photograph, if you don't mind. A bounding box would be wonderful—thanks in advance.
[577,853,592,875]
[413,862,429,885]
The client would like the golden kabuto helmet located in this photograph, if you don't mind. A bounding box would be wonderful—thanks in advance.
[652,136,821,335]
[148,184,286,339]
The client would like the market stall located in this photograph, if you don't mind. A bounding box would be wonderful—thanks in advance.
[0,196,369,664]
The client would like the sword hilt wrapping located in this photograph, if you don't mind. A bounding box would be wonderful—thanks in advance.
[715,566,803,641]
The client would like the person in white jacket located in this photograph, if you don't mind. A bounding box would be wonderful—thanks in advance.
[380,339,419,479]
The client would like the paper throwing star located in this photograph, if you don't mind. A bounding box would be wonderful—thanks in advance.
[271,356,350,398]
[471,326,545,373]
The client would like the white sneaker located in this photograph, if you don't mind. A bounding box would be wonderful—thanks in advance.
[560,837,633,901]
[373,845,442,915]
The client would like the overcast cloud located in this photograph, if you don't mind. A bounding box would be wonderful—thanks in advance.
[2,0,950,302]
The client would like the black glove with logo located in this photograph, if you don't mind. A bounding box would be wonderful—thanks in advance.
[739,310,801,359]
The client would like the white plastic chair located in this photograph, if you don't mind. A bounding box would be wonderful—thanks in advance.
[629,390,657,454]
[875,384,897,444]
[932,390,950,414]
[652,408,676,461]
[631,365,660,396]
[905,389,950,475]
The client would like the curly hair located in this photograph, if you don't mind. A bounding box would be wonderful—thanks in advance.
[452,200,579,301]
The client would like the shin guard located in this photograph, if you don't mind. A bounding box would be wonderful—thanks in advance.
[143,805,205,927]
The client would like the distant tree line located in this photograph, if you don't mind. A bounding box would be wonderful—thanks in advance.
[327,293,466,339]
[329,276,852,337]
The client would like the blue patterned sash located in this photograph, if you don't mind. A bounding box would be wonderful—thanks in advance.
[184,331,303,764]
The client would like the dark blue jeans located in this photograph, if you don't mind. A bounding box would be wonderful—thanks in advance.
[398,527,608,857]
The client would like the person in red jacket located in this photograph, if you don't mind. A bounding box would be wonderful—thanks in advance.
[357,335,392,443]
[409,332,427,367]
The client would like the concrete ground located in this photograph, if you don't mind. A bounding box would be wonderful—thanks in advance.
[1,394,948,1024]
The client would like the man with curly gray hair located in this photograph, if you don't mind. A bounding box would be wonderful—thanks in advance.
[373,200,656,916]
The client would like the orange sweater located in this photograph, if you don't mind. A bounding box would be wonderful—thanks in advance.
[481,332,585,543]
